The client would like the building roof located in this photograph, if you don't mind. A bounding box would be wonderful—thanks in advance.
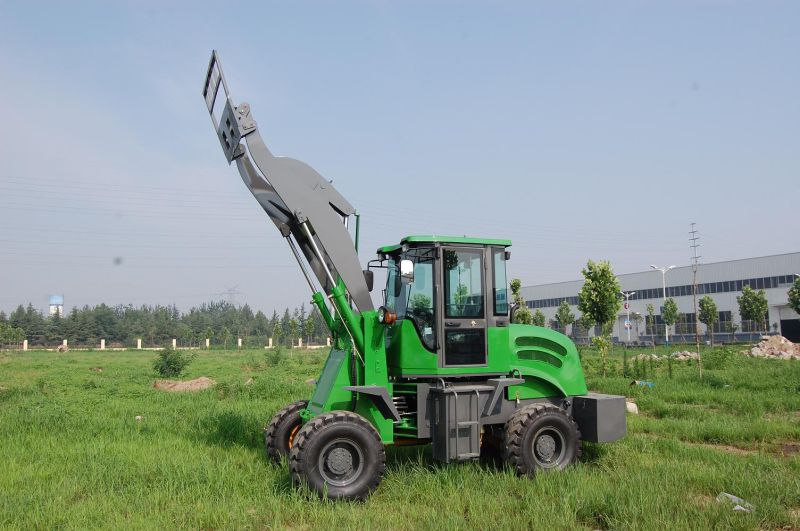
[523,252,800,290]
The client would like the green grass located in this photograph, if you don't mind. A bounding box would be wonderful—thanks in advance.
[0,345,798,530]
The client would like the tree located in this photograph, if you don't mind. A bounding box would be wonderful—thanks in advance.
[289,318,299,347]
[272,319,284,347]
[662,298,679,341]
[410,293,432,311]
[12,327,25,348]
[646,304,656,338]
[253,310,268,334]
[303,314,315,345]
[532,309,546,327]
[510,279,533,324]
[698,296,718,346]
[555,301,575,336]
[737,285,769,338]
[574,315,593,340]
[220,326,232,349]
[280,309,292,346]
[788,276,800,316]
[630,312,643,337]
[577,260,621,376]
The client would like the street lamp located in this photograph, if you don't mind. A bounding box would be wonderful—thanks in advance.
[650,264,676,343]
[620,291,636,343]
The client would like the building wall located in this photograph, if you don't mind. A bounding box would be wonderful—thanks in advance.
[520,252,800,341]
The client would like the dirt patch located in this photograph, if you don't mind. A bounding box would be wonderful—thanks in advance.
[685,440,799,458]
[776,442,800,458]
[748,335,800,360]
[689,442,757,456]
[694,494,716,509]
[153,377,215,392]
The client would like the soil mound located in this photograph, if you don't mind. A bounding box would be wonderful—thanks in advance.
[749,335,800,360]
[671,351,700,361]
[153,377,215,392]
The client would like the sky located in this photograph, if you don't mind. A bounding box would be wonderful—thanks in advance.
[0,1,798,316]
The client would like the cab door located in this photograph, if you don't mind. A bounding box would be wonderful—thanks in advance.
[439,247,487,367]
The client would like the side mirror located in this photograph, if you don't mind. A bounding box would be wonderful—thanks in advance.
[363,270,374,292]
[505,251,511,261]
[400,259,414,284]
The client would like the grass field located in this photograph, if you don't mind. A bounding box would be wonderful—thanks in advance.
[1,345,798,530]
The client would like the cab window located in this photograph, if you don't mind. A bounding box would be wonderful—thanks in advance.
[492,248,508,315]
[443,249,484,318]
[384,248,436,351]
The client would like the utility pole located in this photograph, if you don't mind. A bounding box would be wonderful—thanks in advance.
[620,291,636,344]
[650,264,676,343]
[216,285,242,305]
[690,223,702,379]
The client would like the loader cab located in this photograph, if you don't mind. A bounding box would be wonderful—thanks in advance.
[376,236,511,376]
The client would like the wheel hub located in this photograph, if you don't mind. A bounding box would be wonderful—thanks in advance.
[531,427,565,468]
[326,447,354,475]
[535,434,556,461]
[318,438,364,487]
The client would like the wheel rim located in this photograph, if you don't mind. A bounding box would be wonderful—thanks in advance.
[531,426,566,468]
[318,438,364,487]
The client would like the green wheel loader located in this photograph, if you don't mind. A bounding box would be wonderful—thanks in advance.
[202,51,626,500]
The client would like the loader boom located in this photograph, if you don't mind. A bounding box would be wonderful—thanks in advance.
[202,51,373,317]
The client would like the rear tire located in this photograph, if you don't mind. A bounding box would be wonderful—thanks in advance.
[504,404,581,475]
[264,400,308,464]
[289,411,385,500]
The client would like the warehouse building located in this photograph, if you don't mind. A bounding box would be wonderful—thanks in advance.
[521,252,800,343]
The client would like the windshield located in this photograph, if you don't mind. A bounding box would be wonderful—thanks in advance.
[384,248,436,351]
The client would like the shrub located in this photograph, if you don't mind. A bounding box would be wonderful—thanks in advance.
[152,347,194,378]
[264,346,286,367]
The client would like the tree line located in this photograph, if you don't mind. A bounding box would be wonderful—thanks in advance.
[0,301,330,348]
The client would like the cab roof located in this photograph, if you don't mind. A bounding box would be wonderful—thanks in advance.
[377,235,512,254]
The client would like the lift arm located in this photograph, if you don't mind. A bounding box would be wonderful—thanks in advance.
[202,51,374,315]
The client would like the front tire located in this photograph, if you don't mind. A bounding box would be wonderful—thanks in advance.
[264,400,308,464]
[504,404,581,475]
[289,411,385,500]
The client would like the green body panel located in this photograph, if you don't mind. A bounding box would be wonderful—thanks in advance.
[302,310,395,444]
[378,235,511,254]
[384,321,587,399]
[504,324,588,399]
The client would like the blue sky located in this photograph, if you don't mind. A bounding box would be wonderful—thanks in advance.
[0,1,798,315]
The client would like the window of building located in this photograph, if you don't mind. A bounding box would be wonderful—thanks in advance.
[712,311,732,334]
